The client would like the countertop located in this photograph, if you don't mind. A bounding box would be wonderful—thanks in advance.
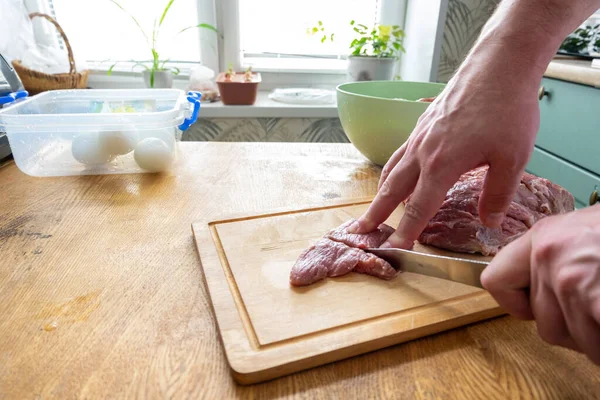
[1,142,600,398]
[544,56,600,87]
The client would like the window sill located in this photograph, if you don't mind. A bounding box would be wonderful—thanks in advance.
[87,69,192,90]
[87,71,341,118]
[241,57,347,74]
[200,91,339,118]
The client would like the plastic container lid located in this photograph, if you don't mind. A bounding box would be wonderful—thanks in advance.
[0,89,201,132]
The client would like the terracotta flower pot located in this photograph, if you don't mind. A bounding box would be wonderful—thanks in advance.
[216,71,261,105]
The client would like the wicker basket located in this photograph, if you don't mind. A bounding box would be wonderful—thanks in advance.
[12,12,89,95]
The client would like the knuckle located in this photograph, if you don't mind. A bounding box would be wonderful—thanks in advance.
[380,165,392,182]
[531,238,555,266]
[403,201,426,223]
[378,179,400,199]
[554,268,584,298]
[493,153,525,173]
[479,268,495,291]
[423,152,447,174]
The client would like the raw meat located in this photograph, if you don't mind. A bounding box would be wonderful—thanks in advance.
[414,166,574,256]
[290,220,396,286]
[326,219,395,249]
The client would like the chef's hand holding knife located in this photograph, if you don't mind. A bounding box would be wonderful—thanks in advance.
[348,0,600,364]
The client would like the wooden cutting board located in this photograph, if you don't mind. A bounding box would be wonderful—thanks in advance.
[191,198,504,385]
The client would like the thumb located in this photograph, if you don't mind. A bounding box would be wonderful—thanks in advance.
[479,165,523,228]
[480,231,533,320]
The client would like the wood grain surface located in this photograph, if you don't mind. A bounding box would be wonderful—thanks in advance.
[192,200,503,384]
[1,142,599,398]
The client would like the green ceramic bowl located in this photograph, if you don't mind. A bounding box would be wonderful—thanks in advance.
[336,81,446,166]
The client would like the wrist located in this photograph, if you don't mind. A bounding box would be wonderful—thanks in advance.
[453,0,600,91]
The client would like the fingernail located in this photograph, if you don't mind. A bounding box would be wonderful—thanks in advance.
[485,212,504,228]
[347,221,360,234]
[380,241,392,248]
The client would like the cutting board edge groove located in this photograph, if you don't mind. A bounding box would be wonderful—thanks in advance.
[205,198,374,227]
[236,290,494,349]
[209,223,262,350]
[229,305,506,385]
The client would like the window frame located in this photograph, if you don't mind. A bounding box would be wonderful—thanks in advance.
[31,0,448,90]
[34,0,219,77]
[216,0,410,87]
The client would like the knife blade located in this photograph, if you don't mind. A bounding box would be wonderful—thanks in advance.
[365,248,489,288]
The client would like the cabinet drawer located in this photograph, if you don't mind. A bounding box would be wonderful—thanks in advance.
[526,146,600,209]
[537,77,600,175]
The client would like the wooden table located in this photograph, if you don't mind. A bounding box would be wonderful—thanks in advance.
[1,142,599,399]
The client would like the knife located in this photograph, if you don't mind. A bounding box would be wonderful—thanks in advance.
[365,248,489,288]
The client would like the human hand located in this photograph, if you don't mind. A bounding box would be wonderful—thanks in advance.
[481,205,600,364]
[347,60,542,248]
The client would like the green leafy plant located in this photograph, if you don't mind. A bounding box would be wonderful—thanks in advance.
[308,20,405,59]
[559,24,600,55]
[107,0,219,87]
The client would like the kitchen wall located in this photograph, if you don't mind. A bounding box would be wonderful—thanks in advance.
[437,0,499,83]
[185,0,498,143]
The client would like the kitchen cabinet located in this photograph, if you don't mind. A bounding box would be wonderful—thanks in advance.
[525,59,600,208]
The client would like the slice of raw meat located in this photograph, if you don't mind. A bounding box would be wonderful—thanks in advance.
[290,220,397,286]
[352,251,397,279]
[326,219,395,249]
[289,238,363,286]
[413,166,574,256]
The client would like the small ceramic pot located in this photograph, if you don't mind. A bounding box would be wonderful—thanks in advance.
[142,70,173,89]
[347,56,396,82]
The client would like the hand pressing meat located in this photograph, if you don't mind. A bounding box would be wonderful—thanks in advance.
[290,219,396,286]
[414,166,574,256]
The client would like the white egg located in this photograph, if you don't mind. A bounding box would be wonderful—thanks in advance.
[72,133,115,165]
[133,138,174,172]
[139,129,176,151]
[98,130,138,156]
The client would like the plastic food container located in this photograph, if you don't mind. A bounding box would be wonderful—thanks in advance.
[0,88,201,177]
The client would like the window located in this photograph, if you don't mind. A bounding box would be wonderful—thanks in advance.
[222,0,406,73]
[48,0,213,72]
[34,0,410,86]
[239,0,380,71]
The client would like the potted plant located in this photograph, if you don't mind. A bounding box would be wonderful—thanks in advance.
[558,23,600,57]
[216,65,261,105]
[107,0,218,88]
[308,20,405,81]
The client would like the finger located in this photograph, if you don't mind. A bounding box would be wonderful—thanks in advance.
[562,296,600,362]
[532,280,580,352]
[382,169,460,249]
[480,233,534,320]
[554,264,600,363]
[479,164,524,228]
[348,160,419,234]
[378,142,408,191]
